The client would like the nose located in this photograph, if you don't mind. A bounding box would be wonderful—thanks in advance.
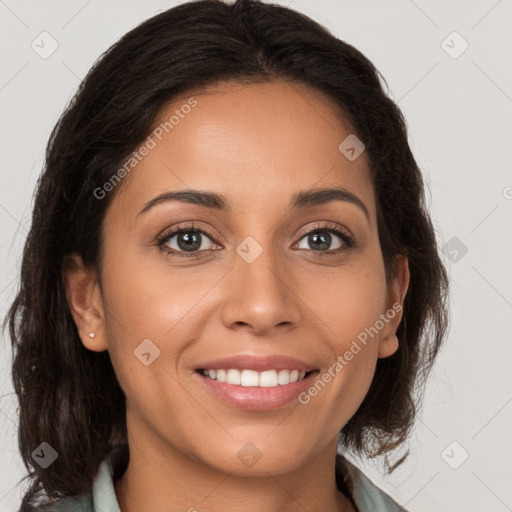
[220,242,301,336]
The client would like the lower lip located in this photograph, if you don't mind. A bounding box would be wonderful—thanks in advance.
[193,370,319,411]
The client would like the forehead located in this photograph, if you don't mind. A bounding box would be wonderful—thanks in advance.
[108,80,375,223]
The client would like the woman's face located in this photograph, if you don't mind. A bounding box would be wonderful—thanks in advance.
[69,80,407,476]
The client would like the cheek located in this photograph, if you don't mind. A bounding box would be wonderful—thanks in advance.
[99,248,206,420]
[299,253,387,408]
[101,238,209,338]
[311,261,388,349]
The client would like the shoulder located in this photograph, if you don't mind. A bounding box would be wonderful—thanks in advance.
[336,454,408,512]
[22,446,126,512]
[21,494,93,512]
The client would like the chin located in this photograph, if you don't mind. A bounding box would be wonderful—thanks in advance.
[194,440,309,477]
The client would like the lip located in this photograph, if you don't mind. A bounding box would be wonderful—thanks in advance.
[194,354,317,372]
[193,369,320,411]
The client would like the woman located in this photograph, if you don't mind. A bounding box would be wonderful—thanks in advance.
[3,0,449,510]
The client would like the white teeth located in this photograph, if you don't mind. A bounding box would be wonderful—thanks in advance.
[201,368,310,387]
[240,370,259,387]
[278,369,290,385]
[259,370,278,387]
[226,369,241,385]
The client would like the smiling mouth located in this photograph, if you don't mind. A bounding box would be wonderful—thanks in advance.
[194,367,321,411]
[196,368,318,387]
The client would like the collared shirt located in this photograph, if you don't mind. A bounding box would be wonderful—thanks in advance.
[36,448,407,512]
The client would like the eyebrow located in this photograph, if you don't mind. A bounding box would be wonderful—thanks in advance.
[136,186,370,222]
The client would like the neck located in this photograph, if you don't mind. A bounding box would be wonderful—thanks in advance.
[114,435,356,512]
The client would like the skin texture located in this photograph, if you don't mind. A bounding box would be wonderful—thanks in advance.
[64,80,409,512]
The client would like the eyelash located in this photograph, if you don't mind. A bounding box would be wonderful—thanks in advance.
[155,221,355,259]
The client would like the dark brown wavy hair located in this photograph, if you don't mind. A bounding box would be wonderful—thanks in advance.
[3,0,449,508]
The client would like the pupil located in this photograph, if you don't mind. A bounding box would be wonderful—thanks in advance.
[310,231,330,251]
[178,232,201,251]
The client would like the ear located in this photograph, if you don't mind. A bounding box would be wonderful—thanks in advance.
[378,254,410,358]
[61,252,108,352]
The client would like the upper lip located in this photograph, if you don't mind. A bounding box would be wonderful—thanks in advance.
[195,354,317,372]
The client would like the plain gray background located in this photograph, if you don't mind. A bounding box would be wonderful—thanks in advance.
[1,1,511,511]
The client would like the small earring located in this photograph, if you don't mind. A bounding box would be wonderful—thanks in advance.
[88,332,95,338]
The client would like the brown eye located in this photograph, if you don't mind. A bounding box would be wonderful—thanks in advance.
[157,223,219,258]
[295,223,354,254]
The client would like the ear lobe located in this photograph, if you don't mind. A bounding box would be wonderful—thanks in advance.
[378,333,399,358]
[62,253,108,352]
